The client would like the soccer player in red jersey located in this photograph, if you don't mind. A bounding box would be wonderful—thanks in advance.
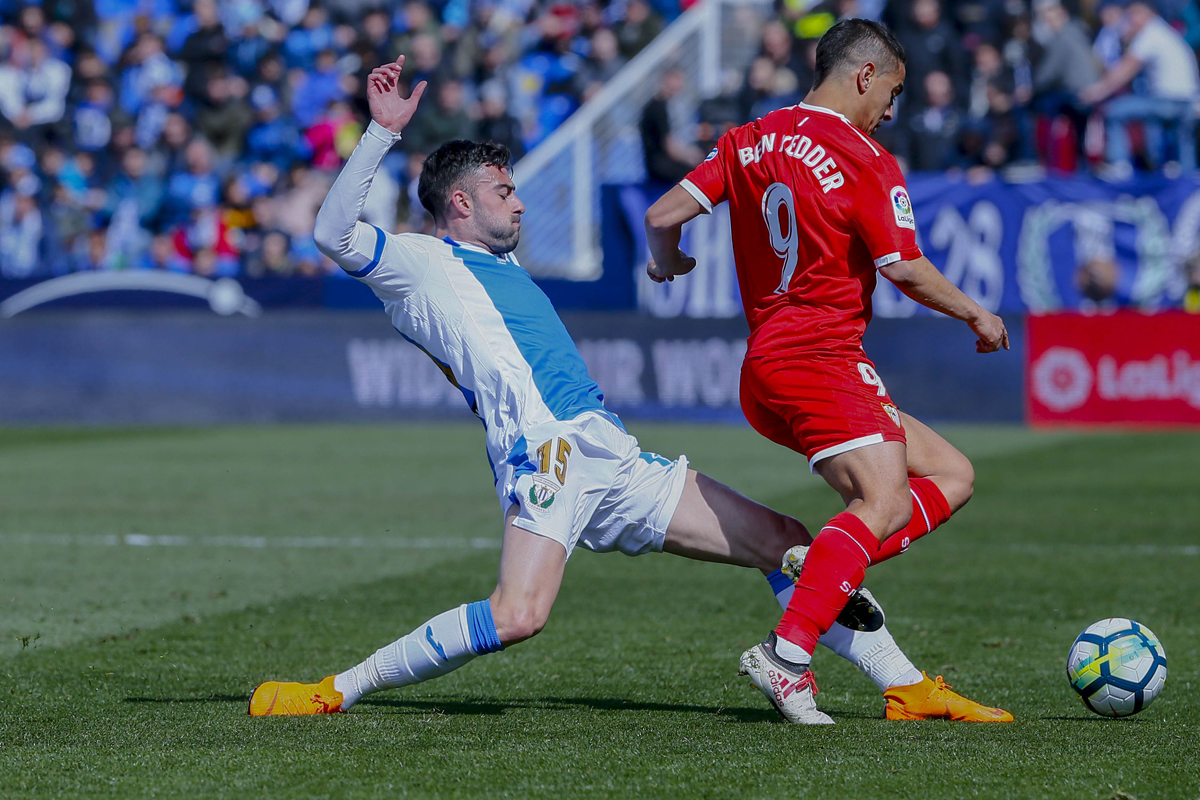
[644,20,1012,724]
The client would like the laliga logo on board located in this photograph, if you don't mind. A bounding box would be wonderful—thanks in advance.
[1032,346,1200,412]
[1031,347,1093,412]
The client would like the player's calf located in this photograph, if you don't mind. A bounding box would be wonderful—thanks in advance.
[771,550,924,692]
[747,511,812,573]
[936,452,975,512]
[774,511,880,657]
[776,546,885,632]
[662,470,813,574]
[899,412,975,513]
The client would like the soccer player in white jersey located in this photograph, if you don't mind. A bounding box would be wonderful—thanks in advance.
[248,57,1003,723]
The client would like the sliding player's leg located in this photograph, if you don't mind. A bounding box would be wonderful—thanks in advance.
[872,412,972,562]
[660,469,810,570]
[487,511,568,645]
[661,467,923,698]
[248,511,565,716]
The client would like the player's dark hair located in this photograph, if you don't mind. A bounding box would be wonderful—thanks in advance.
[812,19,906,89]
[417,140,512,224]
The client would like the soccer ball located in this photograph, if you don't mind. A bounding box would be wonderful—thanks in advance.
[1066,618,1167,717]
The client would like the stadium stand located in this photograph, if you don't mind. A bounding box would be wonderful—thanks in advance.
[0,0,1198,280]
[0,0,681,278]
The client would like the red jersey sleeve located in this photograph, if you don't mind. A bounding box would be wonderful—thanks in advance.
[851,155,923,269]
[678,131,735,214]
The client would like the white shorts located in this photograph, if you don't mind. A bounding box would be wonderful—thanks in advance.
[496,412,689,558]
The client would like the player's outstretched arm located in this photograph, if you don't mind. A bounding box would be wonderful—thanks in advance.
[879,256,1009,353]
[644,185,703,283]
[313,57,427,271]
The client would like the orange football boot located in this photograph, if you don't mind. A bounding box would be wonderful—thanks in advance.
[248,675,344,716]
[884,672,1014,722]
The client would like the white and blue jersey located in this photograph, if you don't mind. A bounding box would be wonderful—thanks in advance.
[353,228,624,474]
[315,122,687,557]
[314,122,619,469]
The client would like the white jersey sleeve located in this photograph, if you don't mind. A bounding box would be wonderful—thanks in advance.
[314,121,427,287]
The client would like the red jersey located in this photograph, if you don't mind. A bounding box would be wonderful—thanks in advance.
[681,102,921,355]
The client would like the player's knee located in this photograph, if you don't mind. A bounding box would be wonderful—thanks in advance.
[780,514,812,549]
[854,488,911,539]
[492,601,551,645]
[869,486,912,538]
[759,513,811,569]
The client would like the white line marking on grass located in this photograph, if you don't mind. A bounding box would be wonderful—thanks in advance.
[1004,543,1199,557]
[0,533,502,550]
[2,535,1194,557]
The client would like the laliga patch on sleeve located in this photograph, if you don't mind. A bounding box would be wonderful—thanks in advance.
[890,186,915,230]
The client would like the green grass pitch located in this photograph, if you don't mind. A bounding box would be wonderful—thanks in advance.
[1,423,1198,799]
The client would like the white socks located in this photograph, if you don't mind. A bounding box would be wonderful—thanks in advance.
[817,622,923,691]
[768,570,922,691]
[774,634,812,665]
[329,574,924,712]
[334,600,504,710]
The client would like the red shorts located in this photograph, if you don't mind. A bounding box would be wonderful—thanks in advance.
[740,350,906,471]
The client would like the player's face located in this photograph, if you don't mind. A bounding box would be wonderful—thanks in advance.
[864,64,905,136]
[469,165,525,254]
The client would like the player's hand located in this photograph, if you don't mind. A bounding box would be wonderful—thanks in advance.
[647,250,697,283]
[971,311,1009,353]
[367,56,427,134]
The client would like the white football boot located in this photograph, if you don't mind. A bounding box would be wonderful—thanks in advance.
[780,545,886,632]
[738,632,833,725]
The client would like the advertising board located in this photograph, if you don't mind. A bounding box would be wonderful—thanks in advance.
[1027,312,1200,426]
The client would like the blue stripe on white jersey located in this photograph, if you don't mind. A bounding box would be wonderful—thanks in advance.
[446,239,608,424]
[346,225,386,278]
[349,231,621,477]
[315,126,623,489]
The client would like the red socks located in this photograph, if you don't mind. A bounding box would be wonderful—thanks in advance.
[774,479,955,656]
[775,511,879,654]
[875,477,952,563]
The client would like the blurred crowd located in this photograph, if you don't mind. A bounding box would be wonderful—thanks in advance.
[0,0,681,278]
[3,0,1200,282]
[645,0,1200,184]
